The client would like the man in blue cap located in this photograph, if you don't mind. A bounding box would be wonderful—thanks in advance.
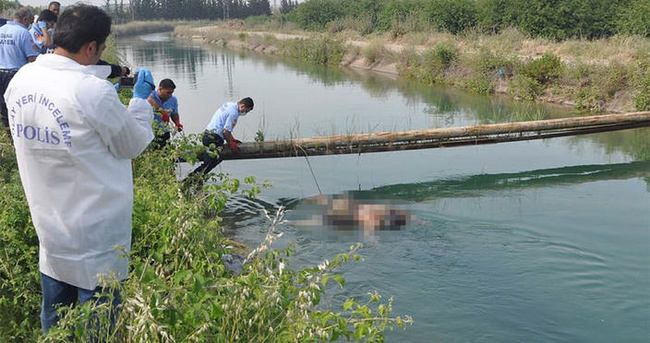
[0,7,37,130]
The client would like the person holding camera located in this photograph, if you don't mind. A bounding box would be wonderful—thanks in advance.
[147,78,183,148]
[4,4,154,333]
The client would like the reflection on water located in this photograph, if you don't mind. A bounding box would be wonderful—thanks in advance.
[118,34,229,90]
[368,160,650,201]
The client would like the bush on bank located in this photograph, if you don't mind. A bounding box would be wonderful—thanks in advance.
[0,89,410,341]
[285,0,649,40]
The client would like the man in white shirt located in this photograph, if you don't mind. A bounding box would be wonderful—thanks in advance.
[4,4,154,333]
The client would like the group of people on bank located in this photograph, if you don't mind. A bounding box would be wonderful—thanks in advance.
[1,3,254,335]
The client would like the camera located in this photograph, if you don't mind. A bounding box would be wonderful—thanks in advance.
[119,76,135,87]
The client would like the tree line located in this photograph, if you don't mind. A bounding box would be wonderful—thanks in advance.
[128,0,271,20]
[3,0,647,40]
[287,0,648,40]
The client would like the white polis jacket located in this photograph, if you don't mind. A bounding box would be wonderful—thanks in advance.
[5,54,153,290]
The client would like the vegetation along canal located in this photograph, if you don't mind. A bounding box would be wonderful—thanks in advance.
[117,32,649,342]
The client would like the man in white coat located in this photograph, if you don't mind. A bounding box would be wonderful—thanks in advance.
[4,4,154,333]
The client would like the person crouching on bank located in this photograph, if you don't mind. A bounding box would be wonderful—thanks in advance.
[189,97,254,177]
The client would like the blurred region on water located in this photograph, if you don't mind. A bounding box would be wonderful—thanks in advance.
[287,192,414,236]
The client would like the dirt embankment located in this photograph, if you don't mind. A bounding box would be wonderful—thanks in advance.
[178,26,407,76]
[176,25,641,113]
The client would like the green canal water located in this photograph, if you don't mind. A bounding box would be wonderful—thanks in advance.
[117,33,650,342]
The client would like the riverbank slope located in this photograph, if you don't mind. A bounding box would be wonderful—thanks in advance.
[174,22,649,114]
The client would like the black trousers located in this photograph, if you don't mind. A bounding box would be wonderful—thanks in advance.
[189,132,224,177]
[152,131,171,149]
[0,69,17,128]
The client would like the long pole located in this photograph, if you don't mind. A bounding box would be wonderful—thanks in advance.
[218,111,650,160]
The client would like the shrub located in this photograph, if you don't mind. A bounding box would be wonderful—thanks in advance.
[396,47,420,78]
[566,62,629,112]
[328,14,375,35]
[575,86,603,112]
[519,52,563,84]
[244,15,273,28]
[475,0,521,34]
[281,37,346,65]
[469,48,516,77]
[389,11,429,38]
[508,74,543,101]
[512,0,621,40]
[465,75,495,95]
[418,41,459,84]
[424,0,478,34]
[361,40,388,65]
[616,0,650,37]
[292,0,346,31]
[376,0,421,32]
[327,17,347,34]
[632,60,650,111]
[0,132,41,342]
[351,14,375,36]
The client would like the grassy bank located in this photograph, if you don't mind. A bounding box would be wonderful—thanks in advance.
[0,41,411,341]
[112,20,204,37]
[176,22,650,114]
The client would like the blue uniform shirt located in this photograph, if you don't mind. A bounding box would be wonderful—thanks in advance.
[205,102,239,139]
[149,90,178,133]
[0,21,37,70]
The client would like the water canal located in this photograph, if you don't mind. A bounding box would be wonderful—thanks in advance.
[116,33,650,342]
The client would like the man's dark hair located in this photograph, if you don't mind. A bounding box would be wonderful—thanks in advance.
[239,97,254,110]
[54,5,111,54]
[159,78,176,90]
[48,2,61,9]
[38,9,57,23]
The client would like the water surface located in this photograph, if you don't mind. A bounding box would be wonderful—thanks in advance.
[117,33,650,342]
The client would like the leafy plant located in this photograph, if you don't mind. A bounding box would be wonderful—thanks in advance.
[418,41,459,84]
[519,52,563,85]
[255,129,265,143]
[508,74,543,101]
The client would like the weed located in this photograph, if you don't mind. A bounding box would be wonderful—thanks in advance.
[396,47,420,77]
[112,21,177,37]
[361,40,388,65]
[255,130,265,143]
[418,41,458,84]
[508,74,543,101]
[632,60,650,111]
[282,37,346,65]
[465,75,494,95]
